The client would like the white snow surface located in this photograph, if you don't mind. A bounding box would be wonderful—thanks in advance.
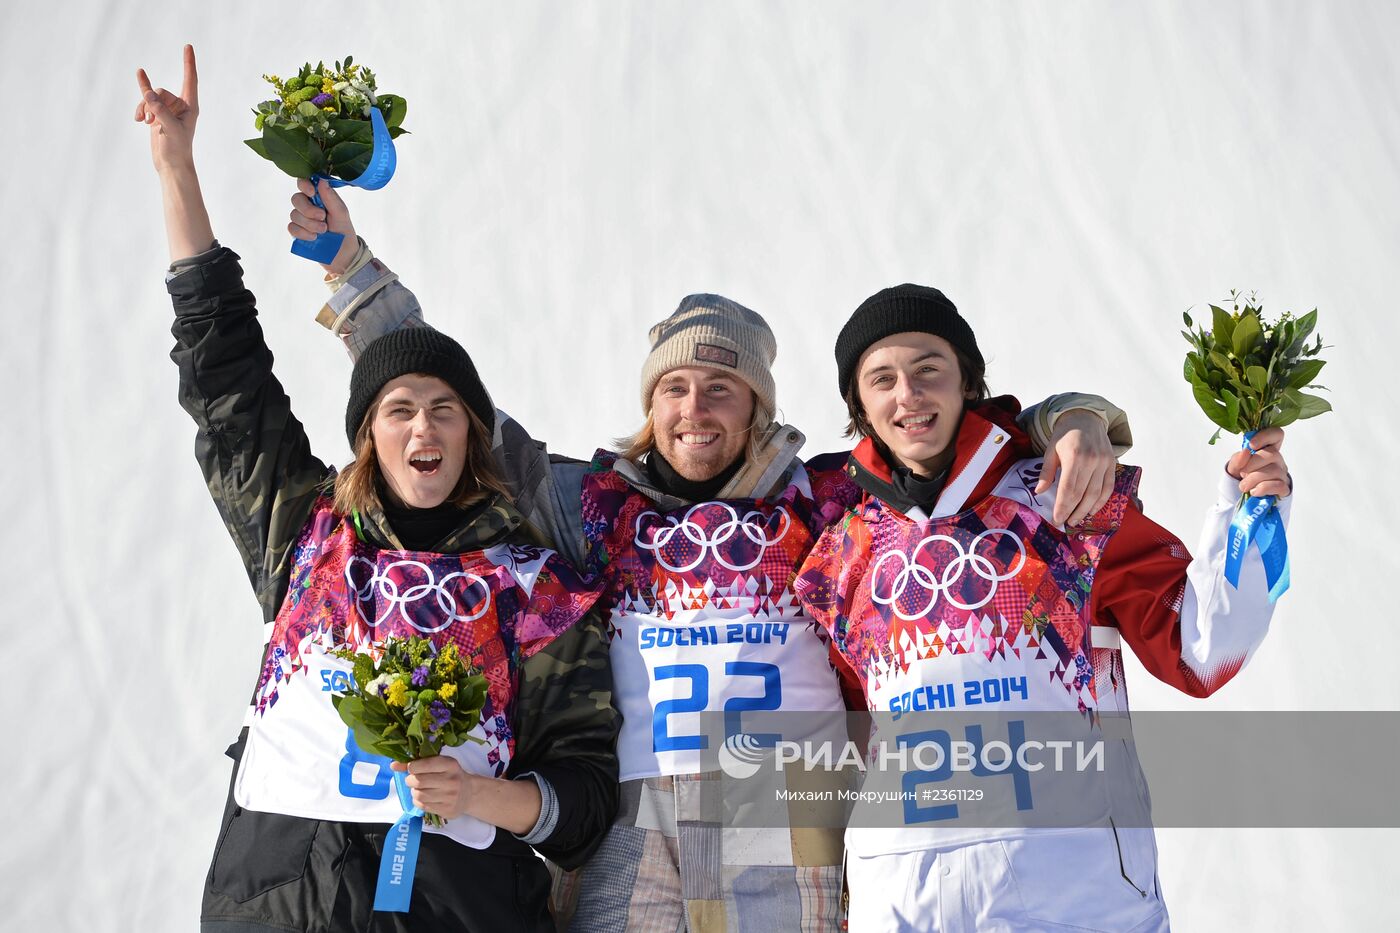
[3,2,1397,930]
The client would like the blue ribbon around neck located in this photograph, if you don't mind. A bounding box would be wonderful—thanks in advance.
[1223,432,1290,603]
[291,107,398,264]
[372,769,424,913]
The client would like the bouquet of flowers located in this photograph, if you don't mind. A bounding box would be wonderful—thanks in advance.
[1181,291,1332,602]
[1181,291,1331,444]
[244,56,407,182]
[331,636,488,825]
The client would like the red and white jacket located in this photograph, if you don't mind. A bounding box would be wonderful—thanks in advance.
[795,402,1288,853]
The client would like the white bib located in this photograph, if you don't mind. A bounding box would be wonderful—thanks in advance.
[235,643,503,848]
[611,603,845,780]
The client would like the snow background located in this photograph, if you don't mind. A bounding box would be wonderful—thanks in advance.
[3,1,1397,929]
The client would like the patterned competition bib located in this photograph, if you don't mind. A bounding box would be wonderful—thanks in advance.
[800,461,1142,855]
[234,501,596,848]
[583,455,848,781]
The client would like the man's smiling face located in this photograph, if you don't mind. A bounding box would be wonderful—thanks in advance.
[650,367,754,481]
[855,332,974,475]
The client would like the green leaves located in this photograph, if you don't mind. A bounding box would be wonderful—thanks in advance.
[1210,304,1235,347]
[333,694,393,758]
[1293,309,1318,344]
[328,141,373,180]
[1181,291,1333,441]
[1192,381,1236,430]
[1289,389,1333,420]
[330,118,373,144]
[377,94,407,129]
[1231,311,1263,358]
[1286,358,1326,389]
[352,653,375,689]
[259,123,326,178]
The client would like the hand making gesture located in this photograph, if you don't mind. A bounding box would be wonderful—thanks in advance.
[134,45,213,262]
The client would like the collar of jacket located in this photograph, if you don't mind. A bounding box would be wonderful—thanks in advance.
[356,491,526,553]
[844,395,1032,520]
[611,455,804,508]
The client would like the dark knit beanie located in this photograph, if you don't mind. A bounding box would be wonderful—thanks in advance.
[834,284,984,395]
[345,326,495,446]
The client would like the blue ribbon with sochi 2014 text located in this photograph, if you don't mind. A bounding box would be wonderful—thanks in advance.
[291,107,398,264]
[1223,431,1290,603]
[373,770,423,912]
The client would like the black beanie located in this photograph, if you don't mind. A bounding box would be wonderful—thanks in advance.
[345,327,495,446]
[834,284,984,395]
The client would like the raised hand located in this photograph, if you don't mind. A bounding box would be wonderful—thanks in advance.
[290,178,359,274]
[1226,427,1291,499]
[135,45,213,262]
[135,44,200,175]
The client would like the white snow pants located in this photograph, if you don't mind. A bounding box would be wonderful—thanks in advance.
[845,827,1169,932]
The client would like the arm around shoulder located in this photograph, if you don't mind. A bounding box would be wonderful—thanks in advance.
[1020,392,1132,457]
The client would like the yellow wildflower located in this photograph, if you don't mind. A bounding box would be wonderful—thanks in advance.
[434,643,460,677]
[385,677,409,707]
[321,77,335,93]
[439,682,457,701]
[322,106,337,113]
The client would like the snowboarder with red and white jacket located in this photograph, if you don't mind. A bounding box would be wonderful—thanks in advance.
[796,284,1292,932]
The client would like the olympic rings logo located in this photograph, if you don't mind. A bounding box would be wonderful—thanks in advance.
[633,503,791,574]
[344,557,492,632]
[869,529,1026,622]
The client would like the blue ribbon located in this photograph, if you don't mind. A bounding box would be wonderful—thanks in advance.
[1223,432,1290,603]
[291,107,398,263]
[372,770,424,913]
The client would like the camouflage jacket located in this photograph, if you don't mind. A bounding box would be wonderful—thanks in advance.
[168,246,619,869]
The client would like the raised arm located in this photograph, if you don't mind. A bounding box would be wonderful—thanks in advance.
[287,180,426,358]
[288,188,590,562]
[138,47,328,610]
[136,45,213,262]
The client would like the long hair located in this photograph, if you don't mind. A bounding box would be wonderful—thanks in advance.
[333,398,511,515]
[615,393,777,467]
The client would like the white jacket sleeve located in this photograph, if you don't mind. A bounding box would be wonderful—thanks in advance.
[1092,470,1291,697]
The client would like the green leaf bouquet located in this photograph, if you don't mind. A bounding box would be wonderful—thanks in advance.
[244,56,408,181]
[1181,291,1332,444]
[331,636,488,826]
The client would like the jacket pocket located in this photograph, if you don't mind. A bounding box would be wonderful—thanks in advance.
[1106,737,1159,898]
[1003,828,1164,932]
[208,805,319,903]
[1110,817,1160,901]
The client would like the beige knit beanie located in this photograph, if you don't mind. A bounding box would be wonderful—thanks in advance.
[639,294,778,414]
